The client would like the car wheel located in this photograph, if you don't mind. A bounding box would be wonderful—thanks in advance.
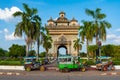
[26,67,31,71]
[81,68,86,72]
[111,66,115,71]
[40,66,45,71]
[64,68,69,72]
[103,67,107,71]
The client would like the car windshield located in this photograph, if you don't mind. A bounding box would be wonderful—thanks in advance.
[58,57,72,62]
[25,58,36,62]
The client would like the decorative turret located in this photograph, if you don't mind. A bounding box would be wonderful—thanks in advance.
[47,11,79,26]
[70,17,78,22]
[70,17,78,26]
[59,11,66,18]
[54,11,69,26]
[47,17,55,26]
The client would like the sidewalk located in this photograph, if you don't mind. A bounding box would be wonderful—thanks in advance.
[0,65,24,70]
[0,65,120,70]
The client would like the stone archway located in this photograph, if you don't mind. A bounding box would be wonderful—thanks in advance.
[46,11,80,58]
[54,35,72,57]
[57,45,67,57]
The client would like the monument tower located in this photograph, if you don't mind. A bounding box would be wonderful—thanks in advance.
[46,11,79,57]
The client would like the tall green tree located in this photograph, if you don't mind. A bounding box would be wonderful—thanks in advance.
[29,50,36,57]
[101,44,115,56]
[88,45,98,58]
[13,3,38,57]
[73,38,83,56]
[85,8,111,44]
[32,15,42,60]
[0,48,8,57]
[8,44,26,58]
[79,21,93,60]
[42,32,52,58]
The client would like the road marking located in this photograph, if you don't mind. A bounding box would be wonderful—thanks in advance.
[7,72,12,75]
[15,73,20,75]
[101,72,118,76]
[111,72,117,75]
[0,72,4,75]
[101,73,107,75]
[0,72,21,76]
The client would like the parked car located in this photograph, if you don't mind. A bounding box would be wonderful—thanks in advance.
[96,56,115,71]
[24,57,42,71]
[43,58,49,64]
[58,55,87,72]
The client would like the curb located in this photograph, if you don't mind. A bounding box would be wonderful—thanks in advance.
[0,65,120,70]
[101,72,120,76]
[91,65,120,69]
[0,72,21,75]
[0,65,25,70]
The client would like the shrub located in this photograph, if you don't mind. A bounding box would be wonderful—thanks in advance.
[86,60,95,65]
[0,61,22,65]
[113,61,120,65]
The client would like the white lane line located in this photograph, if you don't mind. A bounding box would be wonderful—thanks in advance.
[101,73,107,75]
[111,72,117,75]
[15,73,20,75]
[7,72,12,75]
[0,72,21,76]
[0,72,4,75]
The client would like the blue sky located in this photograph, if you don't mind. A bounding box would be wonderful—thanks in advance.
[0,0,120,52]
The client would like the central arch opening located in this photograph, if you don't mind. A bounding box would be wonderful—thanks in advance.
[57,45,67,56]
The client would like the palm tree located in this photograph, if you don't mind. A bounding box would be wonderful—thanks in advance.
[85,8,111,44]
[32,15,42,60]
[79,21,93,60]
[73,38,83,56]
[42,33,53,58]
[88,45,98,59]
[13,3,38,57]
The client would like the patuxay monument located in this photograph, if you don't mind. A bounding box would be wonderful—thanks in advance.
[46,11,79,57]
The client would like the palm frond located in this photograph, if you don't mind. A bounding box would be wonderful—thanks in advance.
[13,11,23,17]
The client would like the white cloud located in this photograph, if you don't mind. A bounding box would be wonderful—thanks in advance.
[4,28,9,33]
[107,34,120,44]
[107,34,116,39]
[5,32,22,40]
[0,6,21,21]
[3,28,22,40]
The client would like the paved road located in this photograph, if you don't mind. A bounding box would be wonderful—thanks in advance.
[0,70,120,80]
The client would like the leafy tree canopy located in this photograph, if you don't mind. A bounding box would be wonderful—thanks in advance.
[8,44,26,58]
[0,48,8,57]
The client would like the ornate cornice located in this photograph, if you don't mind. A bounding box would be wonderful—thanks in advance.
[46,25,79,29]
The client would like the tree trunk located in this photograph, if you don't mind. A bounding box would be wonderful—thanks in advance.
[77,47,80,57]
[36,38,39,61]
[25,37,30,57]
[46,49,48,58]
[26,43,29,57]
[86,39,89,61]
[96,35,99,45]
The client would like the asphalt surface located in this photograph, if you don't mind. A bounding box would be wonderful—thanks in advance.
[0,69,120,80]
[0,61,120,80]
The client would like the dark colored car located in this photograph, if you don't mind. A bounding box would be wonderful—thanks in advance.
[24,57,41,71]
[43,58,49,64]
